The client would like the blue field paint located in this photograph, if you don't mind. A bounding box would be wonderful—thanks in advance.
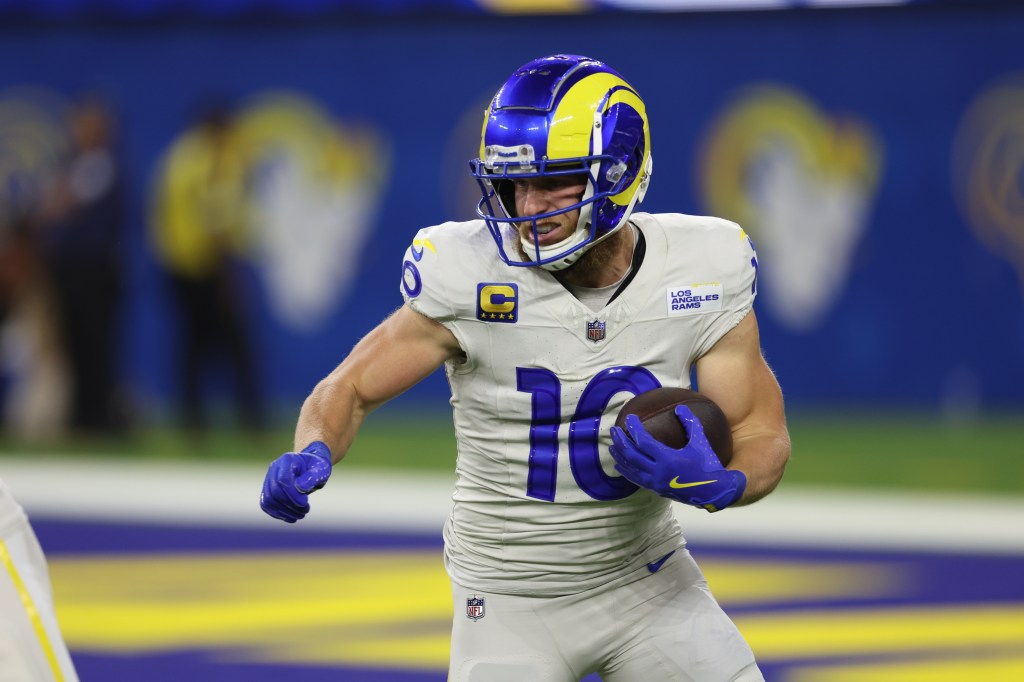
[71,651,447,682]
[33,518,443,555]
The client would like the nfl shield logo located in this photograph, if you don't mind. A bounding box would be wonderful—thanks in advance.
[466,596,485,621]
[586,320,606,343]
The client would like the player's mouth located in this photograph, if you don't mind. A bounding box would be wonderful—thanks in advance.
[523,221,568,247]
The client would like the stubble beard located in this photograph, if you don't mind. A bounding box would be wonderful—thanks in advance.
[553,225,630,287]
[512,220,630,287]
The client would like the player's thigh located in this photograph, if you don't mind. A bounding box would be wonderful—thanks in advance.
[602,551,762,682]
[448,582,577,682]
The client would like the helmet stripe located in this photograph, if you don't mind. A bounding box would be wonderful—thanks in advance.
[549,72,629,159]
[549,73,650,205]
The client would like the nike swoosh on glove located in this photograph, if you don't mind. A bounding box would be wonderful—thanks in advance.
[609,405,746,512]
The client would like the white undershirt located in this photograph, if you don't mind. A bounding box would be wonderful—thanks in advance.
[562,225,637,312]
[563,279,624,312]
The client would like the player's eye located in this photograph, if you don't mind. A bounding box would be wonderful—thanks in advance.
[549,175,587,191]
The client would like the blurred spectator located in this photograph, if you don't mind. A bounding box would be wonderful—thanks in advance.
[151,102,264,432]
[36,93,126,435]
[0,216,69,440]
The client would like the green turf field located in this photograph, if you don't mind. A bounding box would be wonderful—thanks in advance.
[2,411,1022,495]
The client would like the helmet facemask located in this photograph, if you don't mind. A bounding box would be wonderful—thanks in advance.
[476,153,601,271]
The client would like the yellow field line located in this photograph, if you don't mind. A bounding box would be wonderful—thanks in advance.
[738,604,1024,659]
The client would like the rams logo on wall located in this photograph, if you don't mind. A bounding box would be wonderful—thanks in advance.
[153,92,390,333]
[699,85,882,332]
[953,72,1024,295]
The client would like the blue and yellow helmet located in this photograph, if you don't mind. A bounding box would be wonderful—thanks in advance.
[470,54,653,271]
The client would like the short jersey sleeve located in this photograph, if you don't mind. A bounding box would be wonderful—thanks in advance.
[692,220,759,358]
[399,225,458,325]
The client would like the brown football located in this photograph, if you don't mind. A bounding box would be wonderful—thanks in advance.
[614,387,733,465]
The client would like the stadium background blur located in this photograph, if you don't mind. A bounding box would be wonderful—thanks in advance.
[0,0,1022,680]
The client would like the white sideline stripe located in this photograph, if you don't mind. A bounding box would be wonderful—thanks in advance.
[1,456,1023,554]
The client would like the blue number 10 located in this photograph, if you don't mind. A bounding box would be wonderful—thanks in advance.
[516,365,662,502]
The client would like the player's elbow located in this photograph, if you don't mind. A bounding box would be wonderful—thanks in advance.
[731,429,791,506]
[762,431,792,492]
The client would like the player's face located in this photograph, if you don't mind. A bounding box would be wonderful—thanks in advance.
[513,175,588,246]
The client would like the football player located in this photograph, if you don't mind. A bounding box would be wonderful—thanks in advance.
[0,478,80,681]
[260,54,790,681]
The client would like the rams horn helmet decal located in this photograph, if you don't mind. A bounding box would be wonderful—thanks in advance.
[470,55,653,271]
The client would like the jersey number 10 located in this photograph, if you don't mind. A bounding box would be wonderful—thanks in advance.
[516,365,662,502]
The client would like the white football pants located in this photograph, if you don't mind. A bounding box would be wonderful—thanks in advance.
[449,547,762,681]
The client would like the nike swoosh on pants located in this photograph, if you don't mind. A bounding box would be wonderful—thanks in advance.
[647,550,676,573]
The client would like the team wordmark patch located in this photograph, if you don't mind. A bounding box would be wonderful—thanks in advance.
[477,283,518,323]
[467,596,485,621]
[666,283,723,316]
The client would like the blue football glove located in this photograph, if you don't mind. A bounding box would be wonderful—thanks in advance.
[259,441,333,523]
[609,405,746,512]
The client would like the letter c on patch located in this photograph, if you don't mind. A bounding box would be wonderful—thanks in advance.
[480,284,516,313]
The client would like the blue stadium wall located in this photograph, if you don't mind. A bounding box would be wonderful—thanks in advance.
[1,3,1022,416]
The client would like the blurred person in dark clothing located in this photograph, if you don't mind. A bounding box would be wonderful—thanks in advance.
[37,93,125,434]
[151,103,264,432]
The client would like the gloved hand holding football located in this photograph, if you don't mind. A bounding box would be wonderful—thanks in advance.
[609,388,745,512]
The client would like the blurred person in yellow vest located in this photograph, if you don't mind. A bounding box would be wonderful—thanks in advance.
[151,101,264,432]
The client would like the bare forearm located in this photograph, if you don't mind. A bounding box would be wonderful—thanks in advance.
[293,374,368,465]
[729,429,791,506]
[290,305,460,465]
[260,306,457,525]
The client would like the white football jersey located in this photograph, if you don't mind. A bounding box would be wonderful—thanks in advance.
[400,212,757,596]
